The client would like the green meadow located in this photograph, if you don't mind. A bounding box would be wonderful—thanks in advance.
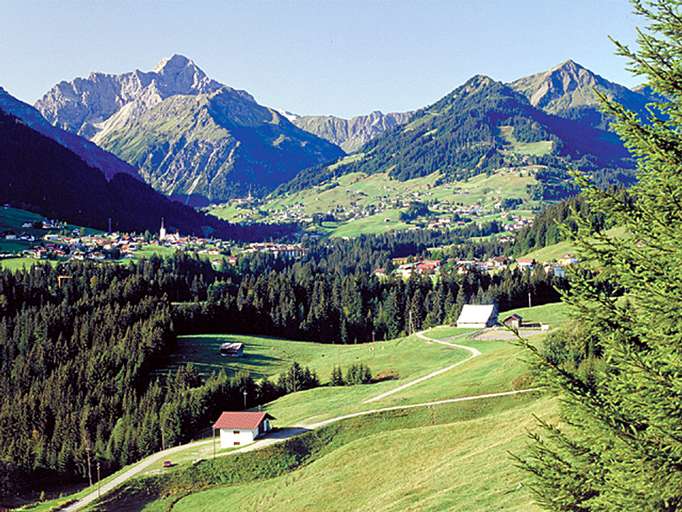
[86,302,569,512]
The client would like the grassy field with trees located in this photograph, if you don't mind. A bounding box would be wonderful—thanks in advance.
[85,303,568,511]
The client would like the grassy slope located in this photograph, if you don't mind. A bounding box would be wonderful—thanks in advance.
[42,302,568,511]
[160,331,470,386]
[523,239,577,262]
[265,303,568,426]
[522,225,628,262]
[171,395,555,512]
[209,168,540,237]
[499,125,554,156]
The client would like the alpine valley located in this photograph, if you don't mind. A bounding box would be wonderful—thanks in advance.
[208,60,655,236]
[1,55,655,240]
[2,2,681,510]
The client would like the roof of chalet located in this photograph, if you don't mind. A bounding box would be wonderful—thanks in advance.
[213,411,274,430]
[457,304,497,324]
[219,342,244,350]
[502,313,523,321]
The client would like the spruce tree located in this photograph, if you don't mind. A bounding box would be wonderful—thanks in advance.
[518,1,682,510]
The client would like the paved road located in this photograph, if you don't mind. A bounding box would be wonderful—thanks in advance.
[62,439,212,511]
[63,329,535,511]
[362,330,481,404]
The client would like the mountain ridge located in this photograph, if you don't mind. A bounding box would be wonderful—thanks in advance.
[287,110,413,152]
[0,86,141,181]
[509,59,654,129]
[278,71,633,198]
[36,55,343,204]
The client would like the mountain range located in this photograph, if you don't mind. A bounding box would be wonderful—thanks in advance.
[36,55,344,205]
[34,57,656,209]
[284,110,413,153]
[0,89,293,240]
[279,66,637,199]
[0,56,658,235]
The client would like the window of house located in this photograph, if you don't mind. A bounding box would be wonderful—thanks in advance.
[233,430,240,435]
[234,441,240,446]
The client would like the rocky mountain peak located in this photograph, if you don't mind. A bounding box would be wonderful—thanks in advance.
[35,54,224,138]
[154,54,194,73]
[548,59,598,87]
[464,74,497,88]
[509,59,653,129]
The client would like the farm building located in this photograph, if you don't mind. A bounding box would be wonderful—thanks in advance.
[213,411,274,448]
[219,342,244,357]
[456,304,498,328]
[516,258,536,270]
[502,313,523,330]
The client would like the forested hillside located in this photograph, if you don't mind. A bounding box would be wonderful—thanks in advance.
[278,75,634,198]
[0,110,296,241]
[0,233,567,496]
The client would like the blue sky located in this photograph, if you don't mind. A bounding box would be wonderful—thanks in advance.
[2,0,640,118]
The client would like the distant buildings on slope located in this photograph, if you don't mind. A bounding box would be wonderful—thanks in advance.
[373,253,577,281]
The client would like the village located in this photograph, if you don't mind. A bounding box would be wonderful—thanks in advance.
[0,209,566,279]
[374,252,578,280]
[0,213,307,267]
[264,198,534,234]
[218,183,535,235]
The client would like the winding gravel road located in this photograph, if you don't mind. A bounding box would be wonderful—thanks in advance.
[362,330,481,404]
[63,329,535,511]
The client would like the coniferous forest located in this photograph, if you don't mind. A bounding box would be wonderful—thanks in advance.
[517,1,682,509]
[0,238,565,494]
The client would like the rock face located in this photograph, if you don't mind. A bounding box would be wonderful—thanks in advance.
[288,110,412,153]
[0,87,140,181]
[510,59,652,129]
[36,55,223,139]
[36,55,343,204]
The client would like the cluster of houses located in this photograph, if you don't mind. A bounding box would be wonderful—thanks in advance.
[242,243,306,259]
[2,218,234,265]
[455,304,548,331]
[378,258,442,278]
[449,254,577,276]
[373,253,578,280]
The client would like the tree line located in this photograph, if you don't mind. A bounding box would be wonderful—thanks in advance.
[0,232,565,496]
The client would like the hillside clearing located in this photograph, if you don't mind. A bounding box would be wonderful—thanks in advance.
[139,394,556,512]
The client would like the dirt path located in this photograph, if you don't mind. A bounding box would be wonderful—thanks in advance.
[362,329,481,404]
[64,329,535,511]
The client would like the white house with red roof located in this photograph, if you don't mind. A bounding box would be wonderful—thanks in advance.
[212,411,274,448]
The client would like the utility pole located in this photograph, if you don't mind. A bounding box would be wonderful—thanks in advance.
[212,428,216,459]
[243,390,247,409]
[528,291,532,308]
[96,461,101,499]
[85,444,93,487]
